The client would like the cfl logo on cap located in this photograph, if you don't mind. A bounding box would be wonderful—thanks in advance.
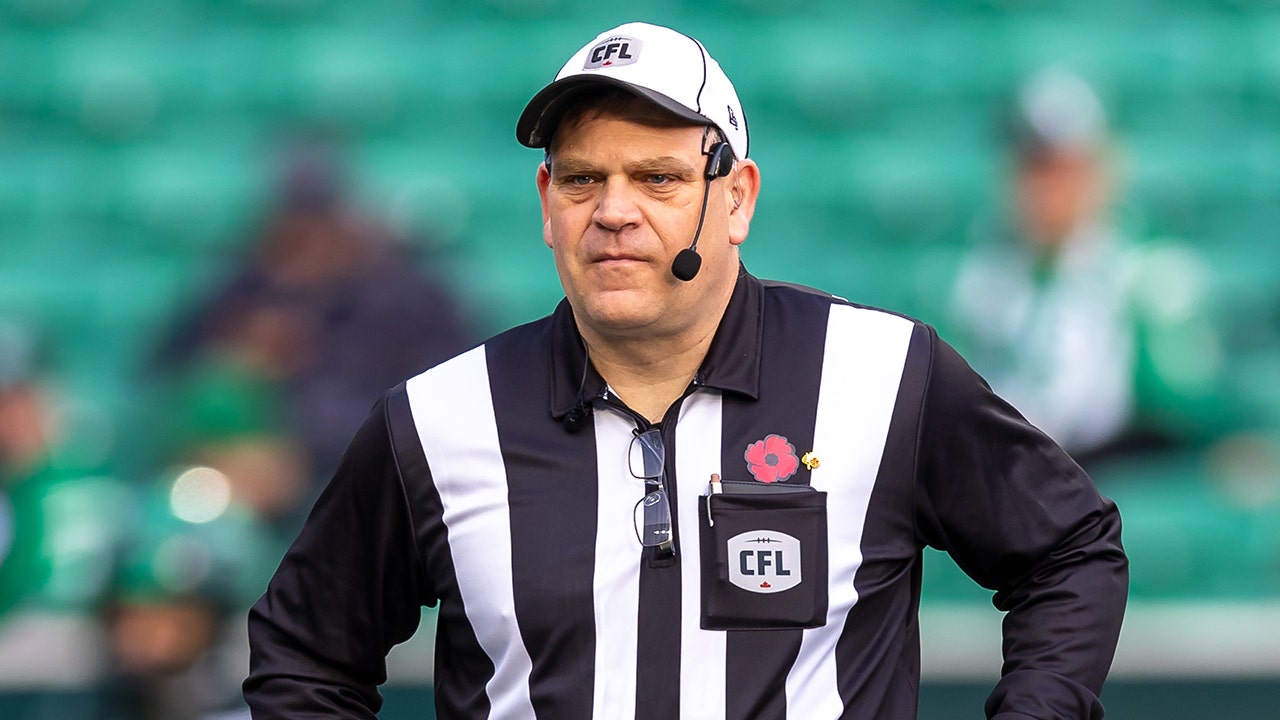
[727,530,801,594]
[584,36,642,69]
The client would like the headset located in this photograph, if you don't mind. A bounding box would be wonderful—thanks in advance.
[671,136,734,282]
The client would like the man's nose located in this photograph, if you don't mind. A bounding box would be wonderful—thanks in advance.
[592,177,643,231]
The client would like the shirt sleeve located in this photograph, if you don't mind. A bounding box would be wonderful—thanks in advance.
[243,395,432,718]
[913,327,1129,720]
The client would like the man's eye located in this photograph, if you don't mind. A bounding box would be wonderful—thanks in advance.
[559,175,594,187]
[647,174,674,185]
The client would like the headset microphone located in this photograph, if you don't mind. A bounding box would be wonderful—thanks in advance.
[671,141,734,282]
[670,249,701,282]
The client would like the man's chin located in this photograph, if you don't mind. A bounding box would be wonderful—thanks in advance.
[574,291,665,334]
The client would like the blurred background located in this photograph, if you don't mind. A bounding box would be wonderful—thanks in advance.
[2,0,1280,718]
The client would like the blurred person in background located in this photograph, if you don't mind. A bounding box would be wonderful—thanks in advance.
[107,358,297,720]
[154,141,480,512]
[948,67,1227,466]
[0,318,128,719]
[132,140,482,716]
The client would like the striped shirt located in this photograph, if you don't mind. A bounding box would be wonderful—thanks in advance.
[245,271,1127,719]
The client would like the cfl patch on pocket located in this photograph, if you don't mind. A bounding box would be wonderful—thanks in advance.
[698,484,829,630]
[727,530,801,593]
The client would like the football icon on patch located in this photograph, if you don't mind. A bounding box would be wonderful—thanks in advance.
[727,530,801,594]
[744,434,799,483]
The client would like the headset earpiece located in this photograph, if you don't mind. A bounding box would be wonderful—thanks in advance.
[704,142,733,180]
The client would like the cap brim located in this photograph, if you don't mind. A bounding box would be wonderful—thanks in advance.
[516,75,710,149]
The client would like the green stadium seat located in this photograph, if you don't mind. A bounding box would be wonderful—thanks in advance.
[841,135,994,248]
[741,22,899,133]
[921,547,989,603]
[197,27,309,116]
[0,149,37,227]
[45,33,200,140]
[1123,114,1276,241]
[0,29,60,115]
[457,213,562,329]
[285,29,417,132]
[1095,450,1280,601]
[1,0,93,26]
[355,133,539,244]
[228,0,332,22]
[107,141,267,252]
[9,136,118,225]
[395,22,582,113]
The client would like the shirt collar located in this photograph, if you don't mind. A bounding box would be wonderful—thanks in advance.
[549,266,764,419]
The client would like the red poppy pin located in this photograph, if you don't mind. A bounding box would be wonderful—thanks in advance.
[744,434,800,483]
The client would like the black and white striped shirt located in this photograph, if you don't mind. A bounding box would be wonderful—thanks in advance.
[245,271,1127,719]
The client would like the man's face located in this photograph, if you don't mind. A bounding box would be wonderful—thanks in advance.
[1015,148,1107,250]
[537,112,745,341]
[0,385,42,477]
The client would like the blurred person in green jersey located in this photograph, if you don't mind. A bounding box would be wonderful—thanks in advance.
[948,67,1230,467]
[0,318,128,718]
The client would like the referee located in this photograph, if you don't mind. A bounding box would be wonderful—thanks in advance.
[244,22,1127,720]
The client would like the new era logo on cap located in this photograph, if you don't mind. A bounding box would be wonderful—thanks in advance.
[583,36,642,69]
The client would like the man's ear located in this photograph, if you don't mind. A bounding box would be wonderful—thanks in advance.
[536,162,553,248]
[727,159,760,247]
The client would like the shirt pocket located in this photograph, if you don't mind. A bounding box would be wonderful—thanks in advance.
[698,481,828,631]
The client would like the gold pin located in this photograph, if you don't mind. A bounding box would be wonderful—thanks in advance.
[801,452,820,470]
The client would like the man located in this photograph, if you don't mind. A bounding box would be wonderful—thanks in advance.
[949,67,1136,460]
[245,22,1128,719]
[948,67,1226,463]
[0,319,128,717]
[155,143,478,493]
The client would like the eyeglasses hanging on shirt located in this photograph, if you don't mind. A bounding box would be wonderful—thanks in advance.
[629,428,674,557]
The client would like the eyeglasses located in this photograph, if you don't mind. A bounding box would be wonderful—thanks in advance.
[629,428,674,556]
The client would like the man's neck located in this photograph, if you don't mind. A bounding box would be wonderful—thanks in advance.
[576,265,741,424]
[587,333,712,424]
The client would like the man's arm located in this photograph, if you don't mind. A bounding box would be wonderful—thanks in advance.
[914,328,1128,720]
[244,396,432,718]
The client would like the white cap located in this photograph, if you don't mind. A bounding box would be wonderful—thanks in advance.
[1014,66,1107,153]
[517,22,749,159]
